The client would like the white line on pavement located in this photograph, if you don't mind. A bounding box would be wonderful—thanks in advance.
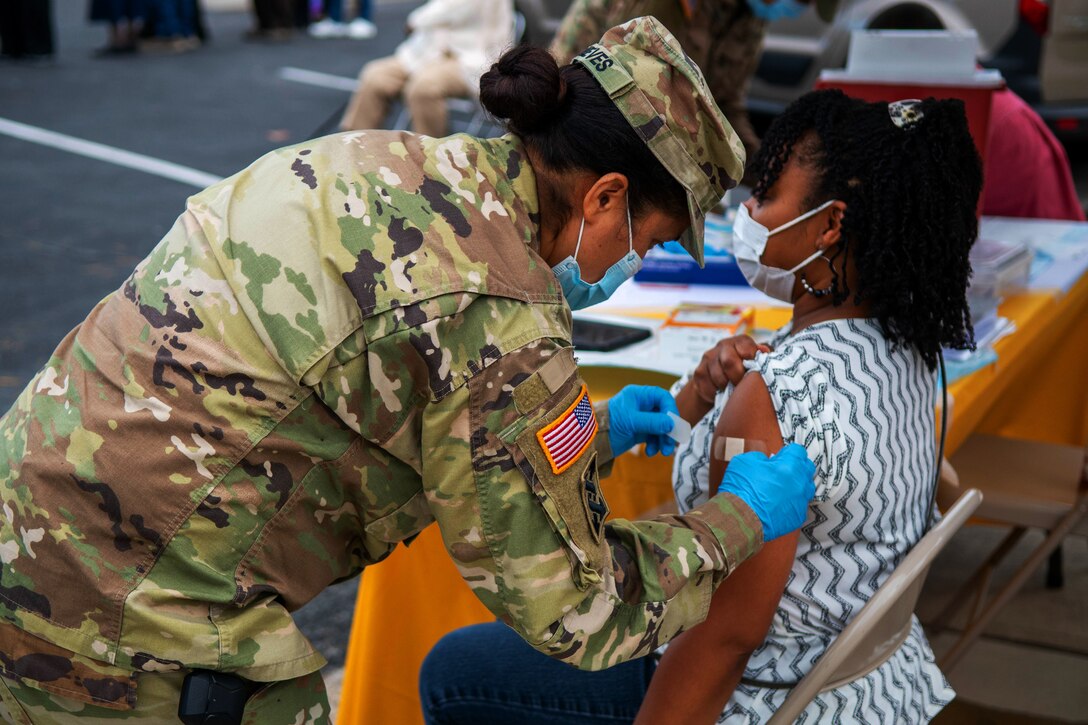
[0,116,223,189]
[279,67,357,93]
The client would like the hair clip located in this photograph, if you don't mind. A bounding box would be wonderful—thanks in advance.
[888,99,925,129]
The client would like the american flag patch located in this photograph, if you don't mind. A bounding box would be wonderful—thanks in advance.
[537,385,598,475]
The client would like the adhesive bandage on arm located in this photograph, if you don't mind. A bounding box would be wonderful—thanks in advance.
[707,436,773,499]
[713,437,830,499]
[711,436,770,463]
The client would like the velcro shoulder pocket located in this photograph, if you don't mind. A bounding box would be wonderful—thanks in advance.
[509,372,610,587]
[468,342,610,594]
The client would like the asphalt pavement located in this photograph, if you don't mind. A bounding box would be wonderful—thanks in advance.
[0,0,423,409]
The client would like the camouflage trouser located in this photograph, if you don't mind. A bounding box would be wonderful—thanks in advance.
[551,0,766,170]
[0,670,330,725]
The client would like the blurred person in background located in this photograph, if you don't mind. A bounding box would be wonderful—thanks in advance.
[983,87,1086,221]
[0,0,53,61]
[339,0,514,136]
[247,0,294,40]
[140,0,199,51]
[309,0,375,39]
[551,0,840,180]
[89,0,142,56]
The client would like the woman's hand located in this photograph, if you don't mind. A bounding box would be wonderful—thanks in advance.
[676,335,771,424]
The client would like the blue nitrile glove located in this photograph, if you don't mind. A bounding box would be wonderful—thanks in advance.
[607,385,680,458]
[716,444,816,541]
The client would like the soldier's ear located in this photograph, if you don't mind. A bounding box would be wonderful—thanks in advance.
[582,173,629,221]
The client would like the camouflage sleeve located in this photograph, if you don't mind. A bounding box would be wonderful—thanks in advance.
[423,337,764,670]
[550,0,692,64]
[550,0,623,64]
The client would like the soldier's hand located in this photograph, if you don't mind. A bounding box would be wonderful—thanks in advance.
[607,385,679,458]
[691,335,771,406]
[716,444,815,541]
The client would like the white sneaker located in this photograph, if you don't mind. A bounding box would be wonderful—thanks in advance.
[308,19,346,38]
[347,18,377,39]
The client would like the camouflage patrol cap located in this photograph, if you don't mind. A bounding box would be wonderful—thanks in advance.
[572,16,745,267]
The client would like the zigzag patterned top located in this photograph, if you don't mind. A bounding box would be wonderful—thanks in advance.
[669,318,955,723]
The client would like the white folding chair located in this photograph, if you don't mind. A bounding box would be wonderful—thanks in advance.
[928,434,1088,671]
[766,489,983,725]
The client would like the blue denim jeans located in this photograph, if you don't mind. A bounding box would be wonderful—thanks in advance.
[150,0,193,37]
[325,0,370,22]
[419,622,656,725]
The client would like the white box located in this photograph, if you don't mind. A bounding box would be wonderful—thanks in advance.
[844,30,981,82]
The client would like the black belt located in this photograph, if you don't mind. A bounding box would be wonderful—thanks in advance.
[178,669,263,725]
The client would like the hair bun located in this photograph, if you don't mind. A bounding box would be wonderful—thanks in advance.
[480,45,566,134]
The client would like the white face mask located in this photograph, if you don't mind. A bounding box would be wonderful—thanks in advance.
[728,200,837,302]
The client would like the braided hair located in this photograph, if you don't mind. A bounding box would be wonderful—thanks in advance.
[751,89,982,370]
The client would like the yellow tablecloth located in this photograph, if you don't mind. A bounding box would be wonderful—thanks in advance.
[335,275,1088,725]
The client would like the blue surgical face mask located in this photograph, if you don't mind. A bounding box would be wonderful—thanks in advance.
[746,0,809,21]
[551,200,642,310]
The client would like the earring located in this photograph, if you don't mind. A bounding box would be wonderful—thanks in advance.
[800,273,833,297]
[800,253,836,298]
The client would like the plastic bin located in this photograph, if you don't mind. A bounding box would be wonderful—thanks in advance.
[635,211,748,286]
[971,237,1033,297]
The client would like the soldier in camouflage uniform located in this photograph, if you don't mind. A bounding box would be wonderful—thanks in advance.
[551,0,839,174]
[0,17,814,724]
[552,0,768,165]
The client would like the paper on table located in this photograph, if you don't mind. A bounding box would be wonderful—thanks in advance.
[572,312,755,377]
[573,280,783,376]
[570,312,677,374]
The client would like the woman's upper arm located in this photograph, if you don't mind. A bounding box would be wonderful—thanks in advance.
[636,370,799,723]
[708,370,784,496]
[698,370,797,651]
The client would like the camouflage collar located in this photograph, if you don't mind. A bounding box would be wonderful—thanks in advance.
[479,133,541,254]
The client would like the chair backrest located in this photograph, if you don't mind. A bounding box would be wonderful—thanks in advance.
[766,489,983,725]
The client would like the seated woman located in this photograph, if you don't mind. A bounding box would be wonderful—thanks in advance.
[419,88,982,724]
